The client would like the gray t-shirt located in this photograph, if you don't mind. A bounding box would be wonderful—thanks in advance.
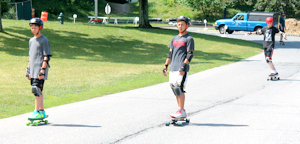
[169,33,194,72]
[29,35,51,80]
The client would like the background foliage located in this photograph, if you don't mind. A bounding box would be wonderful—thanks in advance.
[1,0,300,21]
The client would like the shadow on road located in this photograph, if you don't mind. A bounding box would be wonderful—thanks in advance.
[50,124,101,128]
[275,79,300,82]
[191,123,249,127]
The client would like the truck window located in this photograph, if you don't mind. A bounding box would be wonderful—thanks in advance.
[248,15,268,21]
[234,15,244,20]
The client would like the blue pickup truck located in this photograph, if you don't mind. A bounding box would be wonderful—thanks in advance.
[215,12,279,34]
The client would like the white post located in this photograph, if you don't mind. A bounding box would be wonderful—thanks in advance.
[73,14,77,23]
[203,19,208,30]
[134,17,139,27]
[105,3,111,24]
[95,0,98,21]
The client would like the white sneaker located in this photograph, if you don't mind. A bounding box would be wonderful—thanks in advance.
[170,108,187,118]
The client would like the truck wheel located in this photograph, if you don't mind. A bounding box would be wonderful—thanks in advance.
[219,25,225,34]
[254,27,262,35]
[228,30,234,34]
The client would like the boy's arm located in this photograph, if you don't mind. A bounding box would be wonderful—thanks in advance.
[278,23,282,30]
[279,31,287,40]
[26,59,30,78]
[40,55,49,75]
[245,31,262,36]
[184,50,193,64]
[179,49,193,74]
[163,49,172,76]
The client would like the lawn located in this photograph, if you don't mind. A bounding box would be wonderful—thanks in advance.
[0,19,262,119]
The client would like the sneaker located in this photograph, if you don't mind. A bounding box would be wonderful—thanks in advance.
[170,108,187,118]
[269,73,279,77]
[28,110,42,119]
[39,110,47,118]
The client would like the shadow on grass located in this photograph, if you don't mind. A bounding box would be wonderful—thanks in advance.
[1,25,248,64]
[106,25,263,48]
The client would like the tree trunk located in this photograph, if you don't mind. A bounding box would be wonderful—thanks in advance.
[139,0,152,28]
[0,0,3,32]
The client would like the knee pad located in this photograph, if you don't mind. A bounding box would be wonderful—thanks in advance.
[31,80,42,96]
[266,57,272,63]
[170,84,183,96]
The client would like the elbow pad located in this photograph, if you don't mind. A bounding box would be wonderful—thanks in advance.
[167,51,172,59]
[186,51,193,62]
[43,55,51,68]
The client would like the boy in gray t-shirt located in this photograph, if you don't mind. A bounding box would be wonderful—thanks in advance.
[26,18,51,119]
[163,16,194,119]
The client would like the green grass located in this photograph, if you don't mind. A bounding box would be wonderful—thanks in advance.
[0,19,262,119]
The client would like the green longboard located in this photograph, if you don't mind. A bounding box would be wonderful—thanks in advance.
[26,115,49,126]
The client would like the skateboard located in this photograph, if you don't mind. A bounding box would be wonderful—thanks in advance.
[26,115,49,126]
[267,75,280,81]
[165,118,190,126]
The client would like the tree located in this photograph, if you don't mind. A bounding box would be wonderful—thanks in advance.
[253,0,300,18]
[0,0,3,32]
[138,0,151,28]
[180,0,224,21]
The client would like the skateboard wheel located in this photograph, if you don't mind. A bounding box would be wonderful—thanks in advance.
[33,122,38,126]
[186,118,190,123]
[278,77,280,80]
[177,122,183,126]
[165,122,170,126]
[270,77,273,80]
[267,79,269,81]
[26,122,30,126]
[45,120,48,124]
[37,120,41,123]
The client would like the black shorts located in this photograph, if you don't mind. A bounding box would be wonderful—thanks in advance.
[30,78,45,91]
[264,47,274,59]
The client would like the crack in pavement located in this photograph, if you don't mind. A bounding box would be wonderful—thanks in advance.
[110,65,300,143]
[111,85,269,143]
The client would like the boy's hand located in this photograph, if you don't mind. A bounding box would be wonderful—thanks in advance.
[281,32,288,40]
[163,70,167,76]
[27,74,31,80]
[163,65,168,76]
[38,74,44,80]
[38,70,45,80]
[178,70,185,76]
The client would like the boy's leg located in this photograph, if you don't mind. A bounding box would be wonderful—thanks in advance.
[176,93,185,110]
[29,79,46,119]
[268,62,276,71]
[169,72,188,118]
[35,91,44,110]
[265,48,277,73]
[35,79,45,111]
[280,28,285,45]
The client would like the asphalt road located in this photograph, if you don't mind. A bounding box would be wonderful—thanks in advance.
[0,27,299,144]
